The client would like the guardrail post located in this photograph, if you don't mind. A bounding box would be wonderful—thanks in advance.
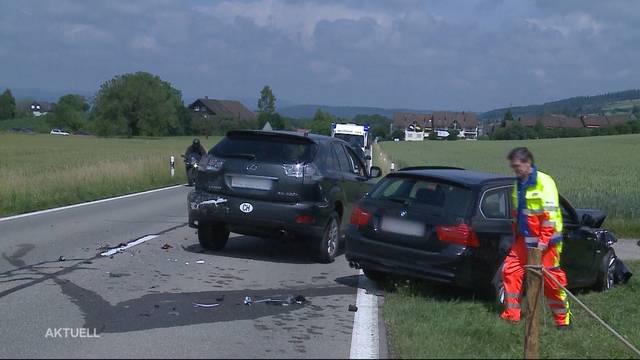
[524,247,542,359]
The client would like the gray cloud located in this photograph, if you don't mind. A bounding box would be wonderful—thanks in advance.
[0,0,638,111]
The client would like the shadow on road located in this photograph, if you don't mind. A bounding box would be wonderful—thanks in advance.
[181,234,345,265]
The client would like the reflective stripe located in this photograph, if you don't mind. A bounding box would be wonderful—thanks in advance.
[525,236,538,243]
[523,209,544,215]
[542,220,555,227]
[551,307,568,314]
[543,206,558,211]
[504,292,520,298]
[505,302,521,309]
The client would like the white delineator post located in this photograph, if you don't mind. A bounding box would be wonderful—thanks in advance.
[170,155,175,177]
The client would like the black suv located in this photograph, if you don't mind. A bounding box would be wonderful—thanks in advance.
[188,130,382,263]
[345,167,626,294]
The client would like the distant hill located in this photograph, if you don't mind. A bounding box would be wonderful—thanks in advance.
[0,87,93,102]
[279,104,433,119]
[480,89,640,120]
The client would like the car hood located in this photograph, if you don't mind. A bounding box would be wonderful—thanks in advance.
[575,208,606,228]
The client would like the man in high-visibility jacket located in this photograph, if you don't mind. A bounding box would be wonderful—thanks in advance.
[501,147,572,329]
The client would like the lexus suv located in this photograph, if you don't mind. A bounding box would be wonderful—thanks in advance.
[345,166,629,295]
[188,130,382,263]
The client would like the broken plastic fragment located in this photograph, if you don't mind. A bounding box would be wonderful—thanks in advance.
[198,198,228,209]
[58,256,66,262]
[243,296,253,305]
[348,304,358,312]
[196,260,205,264]
[193,303,220,308]
[161,243,172,250]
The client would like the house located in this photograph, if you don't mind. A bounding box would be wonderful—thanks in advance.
[393,111,479,140]
[188,97,256,121]
[516,114,583,129]
[29,101,55,117]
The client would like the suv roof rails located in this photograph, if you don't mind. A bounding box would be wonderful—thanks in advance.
[398,166,466,171]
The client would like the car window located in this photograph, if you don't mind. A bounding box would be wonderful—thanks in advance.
[344,147,366,177]
[369,176,472,219]
[211,135,317,164]
[317,143,341,173]
[332,143,351,173]
[481,188,509,219]
[561,200,577,224]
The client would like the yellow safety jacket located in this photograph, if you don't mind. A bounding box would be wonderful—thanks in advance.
[512,168,563,247]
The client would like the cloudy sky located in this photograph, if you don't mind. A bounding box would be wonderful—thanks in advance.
[1,0,639,111]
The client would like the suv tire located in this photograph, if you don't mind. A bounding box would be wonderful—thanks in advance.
[198,222,230,251]
[314,212,340,263]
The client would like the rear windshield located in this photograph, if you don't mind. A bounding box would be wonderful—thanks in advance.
[211,135,317,164]
[334,133,364,148]
[369,176,473,218]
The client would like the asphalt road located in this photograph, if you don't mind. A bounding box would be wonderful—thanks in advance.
[0,186,371,358]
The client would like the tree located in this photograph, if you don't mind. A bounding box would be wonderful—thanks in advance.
[0,89,17,120]
[47,94,88,131]
[533,119,545,139]
[447,129,460,140]
[257,85,276,115]
[632,104,640,116]
[501,109,513,127]
[91,72,183,136]
[309,109,333,135]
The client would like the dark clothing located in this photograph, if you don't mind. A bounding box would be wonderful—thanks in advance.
[185,144,206,158]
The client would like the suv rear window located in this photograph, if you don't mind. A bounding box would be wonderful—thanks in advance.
[369,176,472,218]
[211,135,317,164]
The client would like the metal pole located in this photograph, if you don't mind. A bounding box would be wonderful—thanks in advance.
[524,247,542,359]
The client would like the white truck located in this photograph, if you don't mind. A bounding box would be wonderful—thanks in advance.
[330,123,373,172]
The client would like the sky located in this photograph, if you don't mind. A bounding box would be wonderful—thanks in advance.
[1,0,639,111]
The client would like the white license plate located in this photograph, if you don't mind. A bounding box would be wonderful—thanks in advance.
[381,217,425,237]
[231,176,273,190]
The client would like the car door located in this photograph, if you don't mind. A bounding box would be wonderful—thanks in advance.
[472,185,514,276]
[334,143,368,228]
[559,197,598,287]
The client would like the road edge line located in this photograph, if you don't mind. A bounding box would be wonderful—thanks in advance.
[350,270,380,359]
[0,184,184,222]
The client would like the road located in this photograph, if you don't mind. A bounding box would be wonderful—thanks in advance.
[0,186,381,358]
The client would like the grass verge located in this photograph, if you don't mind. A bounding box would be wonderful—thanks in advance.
[0,133,220,216]
[383,261,640,359]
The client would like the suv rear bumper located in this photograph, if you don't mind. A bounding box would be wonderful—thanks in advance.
[188,190,328,239]
[345,226,481,288]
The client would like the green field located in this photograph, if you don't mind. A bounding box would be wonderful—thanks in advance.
[383,261,640,359]
[379,134,640,237]
[0,117,50,133]
[0,133,220,216]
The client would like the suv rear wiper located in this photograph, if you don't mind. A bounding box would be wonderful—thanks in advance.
[221,153,256,160]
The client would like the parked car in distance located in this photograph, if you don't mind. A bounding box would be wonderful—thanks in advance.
[50,128,70,136]
[345,166,623,296]
[188,130,382,263]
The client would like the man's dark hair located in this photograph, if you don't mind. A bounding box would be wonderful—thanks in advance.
[507,147,534,164]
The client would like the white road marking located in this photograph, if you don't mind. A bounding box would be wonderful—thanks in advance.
[0,185,184,223]
[350,270,379,359]
[100,235,158,256]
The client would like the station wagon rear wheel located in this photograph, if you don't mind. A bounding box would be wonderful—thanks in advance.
[595,250,616,291]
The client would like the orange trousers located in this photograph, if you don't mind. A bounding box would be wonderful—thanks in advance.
[500,236,571,326]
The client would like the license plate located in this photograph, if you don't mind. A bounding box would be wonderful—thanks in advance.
[231,176,273,190]
[381,217,425,237]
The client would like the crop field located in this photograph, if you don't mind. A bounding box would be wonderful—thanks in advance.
[379,134,640,237]
[0,133,220,216]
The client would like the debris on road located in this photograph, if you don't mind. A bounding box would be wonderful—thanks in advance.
[348,304,358,312]
[196,260,205,264]
[216,295,225,302]
[243,294,307,306]
[57,256,66,262]
[193,302,220,308]
[161,243,173,250]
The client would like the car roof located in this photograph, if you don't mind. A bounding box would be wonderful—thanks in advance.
[226,130,335,143]
[392,167,515,187]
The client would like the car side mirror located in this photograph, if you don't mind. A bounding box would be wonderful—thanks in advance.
[369,166,382,178]
[581,213,594,227]
[365,155,372,160]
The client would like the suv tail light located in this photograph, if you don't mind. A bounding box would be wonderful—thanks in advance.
[350,204,372,226]
[435,223,479,247]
